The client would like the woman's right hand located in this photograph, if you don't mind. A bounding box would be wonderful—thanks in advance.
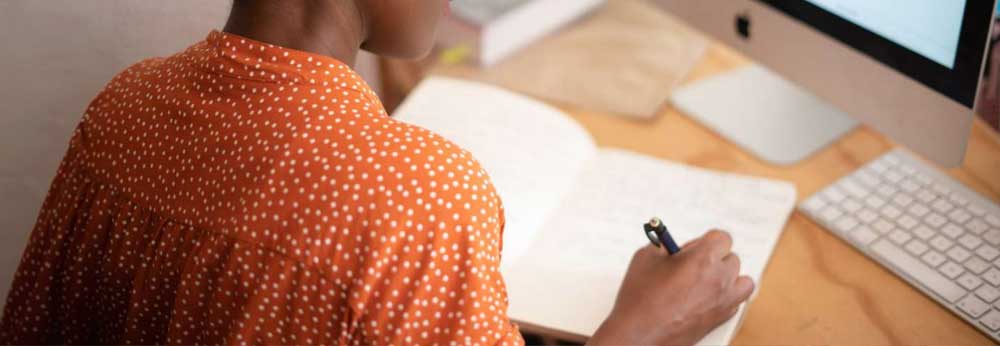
[588,230,755,346]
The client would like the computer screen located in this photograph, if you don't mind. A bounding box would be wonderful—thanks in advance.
[802,0,968,69]
[759,0,994,107]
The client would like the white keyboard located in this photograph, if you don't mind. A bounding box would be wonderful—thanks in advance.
[800,149,1000,341]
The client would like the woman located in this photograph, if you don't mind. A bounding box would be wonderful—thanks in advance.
[0,1,753,345]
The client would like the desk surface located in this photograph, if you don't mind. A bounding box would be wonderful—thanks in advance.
[383,43,1000,345]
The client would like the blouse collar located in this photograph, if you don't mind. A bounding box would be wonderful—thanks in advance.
[199,30,379,104]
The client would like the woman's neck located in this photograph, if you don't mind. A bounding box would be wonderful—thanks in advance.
[222,0,367,66]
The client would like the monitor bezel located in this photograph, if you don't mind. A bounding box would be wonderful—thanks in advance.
[757,0,996,108]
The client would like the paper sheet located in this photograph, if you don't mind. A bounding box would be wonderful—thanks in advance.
[504,149,797,344]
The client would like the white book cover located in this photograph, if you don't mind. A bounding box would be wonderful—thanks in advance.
[393,77,798,345]
[450,0,534,24]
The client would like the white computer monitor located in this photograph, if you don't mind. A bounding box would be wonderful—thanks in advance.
[653,0,997,167]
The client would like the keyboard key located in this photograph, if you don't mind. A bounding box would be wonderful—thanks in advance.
[947,247,972,263]
[909,204,931,218]
[913,226,936,240]
[917,189,937,203]
[819,206,844,224]
[922,251,947,268]
[892,194,915,208]
[841,199,863,213]
[949,193,969,207]
[873,220,895,234]
[987,215,1000,228]
[896,215,919,230]
[932,199,955,214]
[835,216,860,232]
[968,203,987,217]
[980,310,1000,331]
[899,164,917,176]
[958,273,984,290]
[881,205,902,219]
[885,171,904,184]
[876,185,898,198]
[965,257,991,274]
[976,246,1000,261]
[850,227,879,246]
[985,268,1000,286]
[889,229,912,245]
[841,181,868,199]
[985,230,1000,246]
[977,285,1000,303]
[801,197,827,214]
[904,240,929,256]
[925,213,948,228]
[958,234,983,250]
[869,160,889,174]
[871,241,965,303]
[930,236,954,252]
[941,223,964,239]
[933,184,952,197]
[883,154,901,166]
[949,209,972,224]
[967,219,990,235]
[856,170,880,187]
[865,196,887,209]
[957,295,990,318]
[914,173,932,185]
[823,186,847,203]
[940,261,966,279]
[858,209,879,224]
[900,179,920,193]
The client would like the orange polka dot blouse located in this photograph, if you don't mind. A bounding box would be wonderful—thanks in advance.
[0,31,523,346]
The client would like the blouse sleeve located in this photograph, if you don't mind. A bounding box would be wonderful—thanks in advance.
[340,127,524,346]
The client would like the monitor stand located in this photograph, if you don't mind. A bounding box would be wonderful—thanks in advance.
[671,64,858,166]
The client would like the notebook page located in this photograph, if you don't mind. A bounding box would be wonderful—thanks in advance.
[392,78,598,266]
[504,149,797,344]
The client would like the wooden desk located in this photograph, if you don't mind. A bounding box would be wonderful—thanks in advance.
[382,43,1000,345]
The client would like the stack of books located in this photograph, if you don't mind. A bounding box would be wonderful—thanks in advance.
[440,0,605,66]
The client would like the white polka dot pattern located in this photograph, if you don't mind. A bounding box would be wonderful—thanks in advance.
[0,31,523,346]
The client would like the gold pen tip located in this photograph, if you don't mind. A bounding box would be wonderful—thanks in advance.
[648,217,661,227]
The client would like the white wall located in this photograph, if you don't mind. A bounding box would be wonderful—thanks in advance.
[0,1,380,302]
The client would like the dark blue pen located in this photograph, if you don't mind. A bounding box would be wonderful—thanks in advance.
[644,217,680,255]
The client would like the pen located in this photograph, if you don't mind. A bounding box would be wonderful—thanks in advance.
[644,217,680,255]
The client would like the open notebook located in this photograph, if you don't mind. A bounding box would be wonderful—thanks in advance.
[393,78,797,345]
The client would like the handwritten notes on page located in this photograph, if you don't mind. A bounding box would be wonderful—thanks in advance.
[504,149,796,344]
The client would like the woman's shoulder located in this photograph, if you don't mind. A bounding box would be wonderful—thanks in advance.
[291,111,497,201]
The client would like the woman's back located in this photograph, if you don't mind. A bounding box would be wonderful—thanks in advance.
[0,31,521,346]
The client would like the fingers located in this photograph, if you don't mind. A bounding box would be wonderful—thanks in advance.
[633,243,667,262]
[690,230,732,259]
[637,243,659,254]
[710,276,755,326]
[723,276,755,310]
[681,235,703,250]
[721,253,742,285]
